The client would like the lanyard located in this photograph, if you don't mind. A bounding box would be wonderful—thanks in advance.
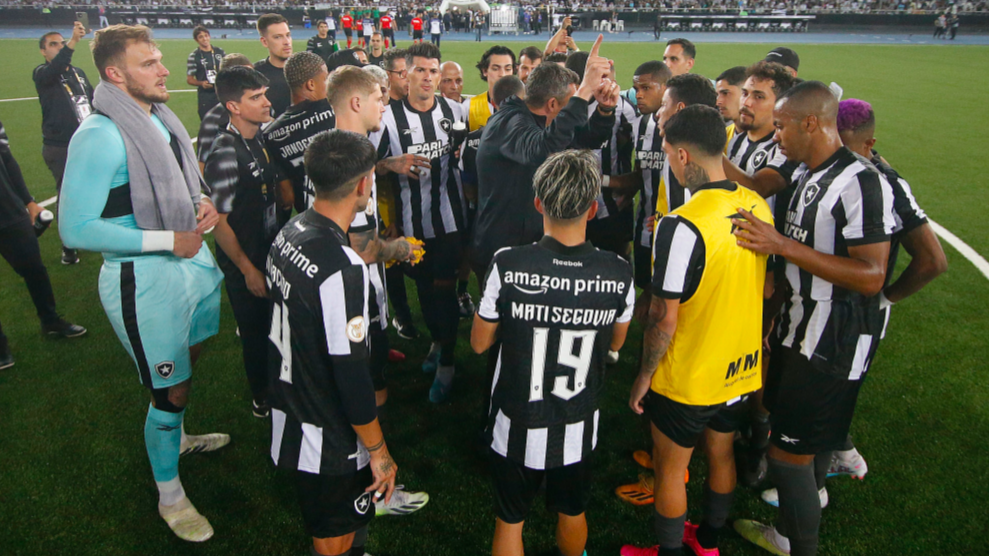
[229,123,273,202]
[60,66,88,97]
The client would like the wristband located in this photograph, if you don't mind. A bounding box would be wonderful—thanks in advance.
[601,175,610,188]
[878,290,893,310]
[142,230,175,253]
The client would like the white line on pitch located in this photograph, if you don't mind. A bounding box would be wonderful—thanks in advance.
[0,89,198,103]
[929,220,989,281]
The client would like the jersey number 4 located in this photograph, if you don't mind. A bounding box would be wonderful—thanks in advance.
[270,301,292,384]
[529,328,597,402]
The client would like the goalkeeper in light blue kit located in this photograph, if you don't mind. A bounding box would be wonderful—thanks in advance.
[59,25,229,543]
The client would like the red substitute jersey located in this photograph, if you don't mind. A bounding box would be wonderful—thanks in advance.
[380,15,393,29]
[356,19,363,31]
[342,15,353,28]
[411,17,423,30]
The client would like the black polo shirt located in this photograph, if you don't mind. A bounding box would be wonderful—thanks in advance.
[204,124,283,275]
[254,57,292,118]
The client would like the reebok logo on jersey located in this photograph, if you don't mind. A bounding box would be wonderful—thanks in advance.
[780,434,799,444]
[155,361,175,379]
[354,492,372,515]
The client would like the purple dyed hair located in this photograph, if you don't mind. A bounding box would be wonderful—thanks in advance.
[837,98,873,133]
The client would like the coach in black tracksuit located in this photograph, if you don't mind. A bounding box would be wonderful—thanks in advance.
[0,121,86,368]
[472,62,615,278]
[34,22,94,264]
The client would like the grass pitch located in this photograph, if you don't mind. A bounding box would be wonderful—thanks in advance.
[0,37,986,555]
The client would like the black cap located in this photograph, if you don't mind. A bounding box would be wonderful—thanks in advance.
[325,49,366,73]
[764,47,799,71]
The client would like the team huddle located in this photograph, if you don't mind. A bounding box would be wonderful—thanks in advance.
[33,13,947,556]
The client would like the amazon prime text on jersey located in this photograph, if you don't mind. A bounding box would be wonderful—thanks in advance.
[503,270,628,297]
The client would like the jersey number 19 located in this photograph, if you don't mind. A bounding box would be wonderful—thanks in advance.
[529,328,597,402]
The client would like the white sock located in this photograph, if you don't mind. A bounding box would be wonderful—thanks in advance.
[772,526,791,552]
[435,365,454,385]
[428,342,441,357]
[836,447,857,460]
[157,476,186,507]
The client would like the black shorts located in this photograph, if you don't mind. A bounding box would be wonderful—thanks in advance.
[408,232,462,282]
[634,242,652,290]
[295,467,375,539]
[764,345,863,455]
[644,390,749,449]
[489,450,591,524]
[413,30,423,40]
[587,218,631,261]
[344,28,353,37]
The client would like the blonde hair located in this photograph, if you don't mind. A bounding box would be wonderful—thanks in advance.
[533,150,600,220]
[326,66,380,110]
[91,24,157,80]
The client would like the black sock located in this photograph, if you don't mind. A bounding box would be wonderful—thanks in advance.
[750,412,771,450]
[654,509,685,551]
[457,279,468,295]
[698,486,733,549]
[768,457,821,556]
[696,521,720,551]
[814,451,832,491]
[840,434,855,451]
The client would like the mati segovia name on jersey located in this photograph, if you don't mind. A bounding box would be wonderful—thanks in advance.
[503,270,627,327]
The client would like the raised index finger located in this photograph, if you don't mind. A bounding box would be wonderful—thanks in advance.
[589,34,604,58]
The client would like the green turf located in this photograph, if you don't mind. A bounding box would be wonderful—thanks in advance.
[0,38,986,555]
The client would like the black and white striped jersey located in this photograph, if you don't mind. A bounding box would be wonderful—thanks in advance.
[267,210,376,476]
[263,98,336,213]
[659,154,689,217]
[872,152,928,338]
[726,130,792,180]
[775,147,896,380]
[633,113,664,249]
[587,97,636,221]
[478,236,635,469]
[196,103,229,164]
[350,173,388,331]
[373,96,466,239]
[725,129,797,214]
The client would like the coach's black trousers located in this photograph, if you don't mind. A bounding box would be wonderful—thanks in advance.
[0,218,61,344]
[224,273,271,403]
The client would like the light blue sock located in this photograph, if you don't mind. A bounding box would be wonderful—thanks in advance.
[145,404,185,505]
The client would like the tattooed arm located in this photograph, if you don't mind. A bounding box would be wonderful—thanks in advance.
[352,420,398,504]
[349,228,414,265]
[629,295,679,414]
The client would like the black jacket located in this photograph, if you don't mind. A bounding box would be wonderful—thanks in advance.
[0,121,33,229]
[33,46,94,147]
[472,95,614,269]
